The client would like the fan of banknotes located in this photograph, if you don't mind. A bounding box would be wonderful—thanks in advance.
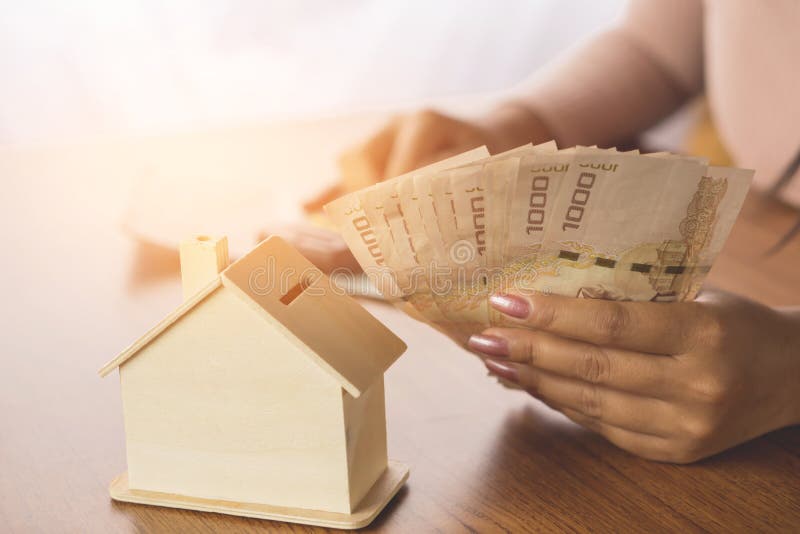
[325,142,753,336]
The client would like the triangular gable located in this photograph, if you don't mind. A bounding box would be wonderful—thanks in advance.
[221,236,407,398]
[99,236,407,398]
[98,278,222,377]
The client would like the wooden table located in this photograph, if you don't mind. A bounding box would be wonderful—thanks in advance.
[1,122,799,533]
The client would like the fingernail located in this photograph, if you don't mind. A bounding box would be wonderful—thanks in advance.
[489,293,530,319]
[484,359,519,383]
[468,334,509,357]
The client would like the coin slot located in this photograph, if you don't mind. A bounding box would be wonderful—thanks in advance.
[280,275,312,305]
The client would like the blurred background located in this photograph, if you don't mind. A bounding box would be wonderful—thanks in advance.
[1,0,627,145]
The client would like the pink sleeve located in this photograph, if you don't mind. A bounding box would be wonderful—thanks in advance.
[513,0,704,148]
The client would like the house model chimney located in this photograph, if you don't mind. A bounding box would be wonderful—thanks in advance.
[179,235,229,300]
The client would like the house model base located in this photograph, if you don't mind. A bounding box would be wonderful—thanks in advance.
[109,461,409,529]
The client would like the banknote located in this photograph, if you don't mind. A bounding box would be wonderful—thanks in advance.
[325,146,489,299]
[517,151,751,304]
[326,143,753,337]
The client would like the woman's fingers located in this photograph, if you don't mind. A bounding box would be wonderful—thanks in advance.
[484,359,674,437]
[336,110,487,195]
[301,184,344,213]
[470,328,675,399]
[338,118,400,190]
[540,397,677,461]
[488,292,709,355]
[384,111,441,178]
[306,120,394,210]
[557,406,676,462]
[384,110,484,178]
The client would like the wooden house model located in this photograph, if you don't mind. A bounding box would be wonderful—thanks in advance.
[99,235,409,529]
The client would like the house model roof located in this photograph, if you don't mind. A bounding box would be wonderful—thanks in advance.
[99,236,407,397]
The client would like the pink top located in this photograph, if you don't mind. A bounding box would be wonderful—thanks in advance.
[516,0,800,207]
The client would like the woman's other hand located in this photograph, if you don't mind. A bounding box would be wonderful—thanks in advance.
[303,105,551,212]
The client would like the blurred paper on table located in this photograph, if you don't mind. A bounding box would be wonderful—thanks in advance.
[121,113,390,259]
[120,113,415,300]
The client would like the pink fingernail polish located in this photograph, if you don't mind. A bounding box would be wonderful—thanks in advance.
[489,293,530,319]
[467,334,509,357]
[484,359,519,383]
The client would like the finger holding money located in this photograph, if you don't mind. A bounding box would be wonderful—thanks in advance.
[468,289,800,463]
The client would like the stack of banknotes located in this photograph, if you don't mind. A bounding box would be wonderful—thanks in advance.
[325,142,753,337]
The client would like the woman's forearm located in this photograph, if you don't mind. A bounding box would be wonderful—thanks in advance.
[501,0,704,148]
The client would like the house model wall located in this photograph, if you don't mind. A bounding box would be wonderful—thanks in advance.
[99,235,409,527]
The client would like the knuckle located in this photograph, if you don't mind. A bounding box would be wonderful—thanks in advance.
[590,303,630,344]
[578,385,603,417]
[575,345,611,385]
[650,362,672,393]
[518,336,539,365]
[689,374,734,406]
[693,307,727,349]
[680,413,717,442]
[533,299,557,330]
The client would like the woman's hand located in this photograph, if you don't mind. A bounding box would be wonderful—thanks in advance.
[303,105,552,212]
[340,110,486,189]
[304,110,488,212]
[468,289,800,463]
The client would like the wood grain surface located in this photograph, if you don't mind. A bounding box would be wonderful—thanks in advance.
[1,123,799,533]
